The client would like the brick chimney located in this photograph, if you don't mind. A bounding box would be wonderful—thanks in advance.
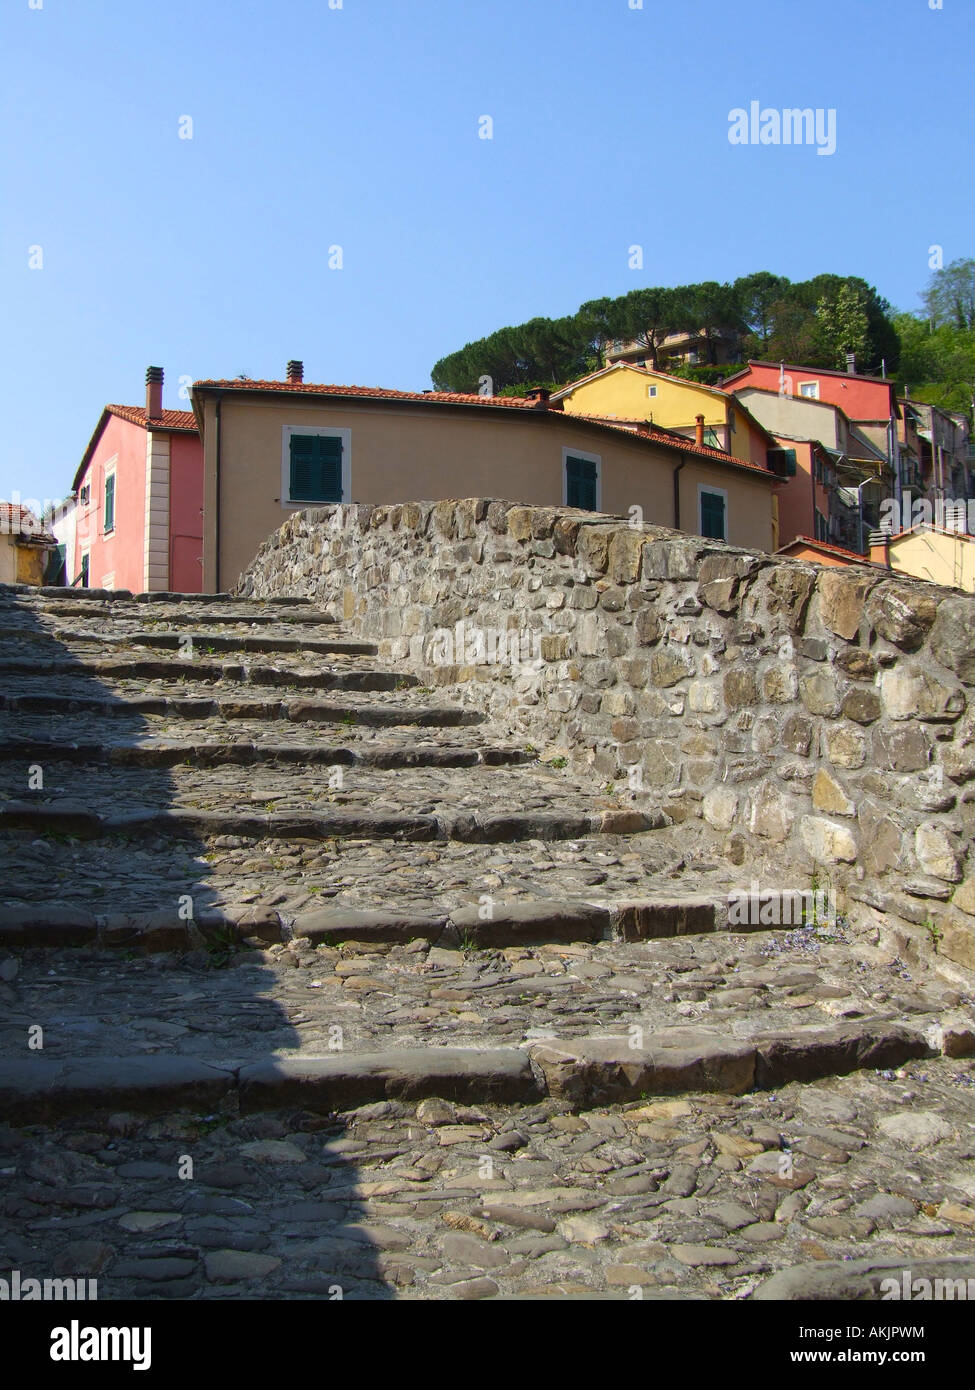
[695,414,705,447]
[286,360,304,383]
[526,386,551,408]
[146,366,164,420]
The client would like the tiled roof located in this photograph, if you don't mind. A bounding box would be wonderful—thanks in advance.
[73,405,200,494]
[0,503,55,542]
[573,413,778,477]
[192,380,538,408]
[105,405,198,431]
[778,535,875,563]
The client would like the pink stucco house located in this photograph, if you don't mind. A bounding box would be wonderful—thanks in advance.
[71,367,203,592]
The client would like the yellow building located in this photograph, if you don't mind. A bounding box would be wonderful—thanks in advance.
[870,525,975,592]
[552,362,783,472]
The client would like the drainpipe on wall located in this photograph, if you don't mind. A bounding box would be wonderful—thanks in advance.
[214,397,222,594]
[673,459,685,530]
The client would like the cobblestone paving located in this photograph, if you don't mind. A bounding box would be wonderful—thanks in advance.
[2,585,975,1301]
[2,1059,975,1300]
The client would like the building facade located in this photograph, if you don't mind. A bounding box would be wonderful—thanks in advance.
[191,364,780,590]
[70,368,203,592]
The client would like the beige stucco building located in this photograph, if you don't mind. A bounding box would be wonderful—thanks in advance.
[869,524,975,592]
[191,367,780,590]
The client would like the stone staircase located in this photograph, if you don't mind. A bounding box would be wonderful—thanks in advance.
[2,583,974,1301]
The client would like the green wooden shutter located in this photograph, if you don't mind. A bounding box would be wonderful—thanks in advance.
[104,474,115,531]
[565,455,598,510]
[700,489,726,540]
[290,434,343,502]
[80,553,90,588]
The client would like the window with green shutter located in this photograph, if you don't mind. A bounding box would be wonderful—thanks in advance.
[289,434,344,503]
[103,474,115,531]
[700,488,726,540]
[565,454,598,510]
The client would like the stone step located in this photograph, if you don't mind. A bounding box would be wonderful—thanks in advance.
[0,798,641,844]
[1,910,964,1072]
[0,759,643,830]
[0,896,725,950]
[0,737,525,770]
[0,823,694,918]
[0,656,417,692]
[0,627,374,657]
[0,796,649,843]
[3,1054,974,1303]
[0,1017,962,1122]
[0,692,482,726]
[15,605,337,626]
[0,586,313,605]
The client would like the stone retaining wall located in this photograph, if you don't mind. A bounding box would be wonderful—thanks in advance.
[238,499,975,973]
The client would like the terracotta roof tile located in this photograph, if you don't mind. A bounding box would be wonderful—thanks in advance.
[778,535,876,563]
[105,405,198,431]
[192,380,538,408]
[572,413,776,476]
[1,503,55,542]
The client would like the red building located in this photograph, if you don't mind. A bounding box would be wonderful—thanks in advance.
[71,368,203,592]
[721,360,901,469]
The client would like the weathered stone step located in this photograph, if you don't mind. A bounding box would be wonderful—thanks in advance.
[0,692,482,726]
[0,799,643,843]
[0,737,525,770]
[0,627,374,657]
[0,656,416,691]
[0,896,732,950]
[0,586,313,605]
[17,605,337,626]
[0,1017,961,1121]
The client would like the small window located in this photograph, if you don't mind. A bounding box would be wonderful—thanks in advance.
[103,473,115,532]
[79,485,90,505]
[564,452,599,510]
[647,385,657,398]
[289,434,343,503]
[699,487,727,540]
[798,381,820,399]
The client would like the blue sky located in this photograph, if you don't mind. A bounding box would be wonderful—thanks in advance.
[2,0,971,507]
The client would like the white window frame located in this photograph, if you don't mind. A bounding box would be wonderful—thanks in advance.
[562,446,602,512]
[647,384,658,398]
[281,425,351,507]
[798,380,820,399]
[698,482,728,541]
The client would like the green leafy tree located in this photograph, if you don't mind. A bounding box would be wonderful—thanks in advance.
[734,271,792,353]
[922,258,975,330]
[815,281,871,369]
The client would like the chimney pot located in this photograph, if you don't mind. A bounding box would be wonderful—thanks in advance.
[287,359,304,383]
[695,413,705,447]
[146,366,164,420]
[846,352,857,375]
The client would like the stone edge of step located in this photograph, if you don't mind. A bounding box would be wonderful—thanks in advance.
[0,1017,970,1122]
[0,802,662,841]
[0,894,728,950]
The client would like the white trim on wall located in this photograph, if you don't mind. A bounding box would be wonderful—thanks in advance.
[561,445,602,511]
[698,482,729,541]
[281,425,352,507]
